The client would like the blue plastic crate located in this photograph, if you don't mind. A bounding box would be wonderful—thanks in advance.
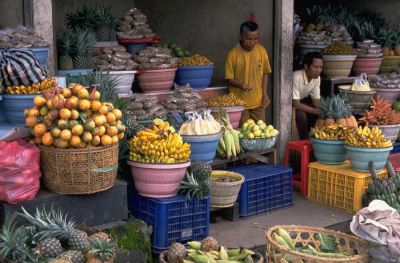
[227,163,293,217]
[391,142,400,154]
[128,189,210,253]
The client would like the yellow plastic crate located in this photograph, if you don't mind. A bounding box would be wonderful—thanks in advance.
[307,161,387,213]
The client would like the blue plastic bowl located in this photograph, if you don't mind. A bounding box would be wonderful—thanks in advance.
[344,145,393,172]
[30,47,49,68]
[182,132,221,163]
[123,43,151,54]
[311,137,346,165]
[175,65,214,90]
[2,94,35,125]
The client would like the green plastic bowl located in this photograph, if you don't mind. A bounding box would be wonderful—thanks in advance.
[344,145,393,172]
[311,138,346,165]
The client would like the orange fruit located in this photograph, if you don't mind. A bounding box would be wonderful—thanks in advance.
[104,123,110,128]
[26,108,40,117]
[111,135,119,144]
[90,100,102,111]
[107,126,118,136]
[77,142,87,149]
[51,94,65,110]
[39,106,49,116]
[70,83,84,95]
[69,135,81,148]
[61,88,72,98]
[94,91,101,100]
[82,131,93,142]
[60,129,72,141]
[70,109,80,120]
[33,136,42,145]
[59,108,71,120]
[25,116,39,127]
[84,120,96,131]
[41,132,54,146]
[97,126,106,136]
[91,135,101,146]
[33,123,47,136]
[43,116,53,128]
[106,112,116,124]
[77,88,89,99]
[33,95,47,107]
[117,132,125,140]
[64,97,78,110]
[46,99,53,110]
[101,135,112,146]
[71,124,84,136]
[68,120,80,129]
[57,119,69,130]
[94,115,107,126]
[79,99,91,111]
[47,109,59,121]
[98,105,109,115]
[112,109,122,120]
[54,138,69,148]
[50,127,61,138]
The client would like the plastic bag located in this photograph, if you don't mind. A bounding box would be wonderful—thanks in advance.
[0,139,41,204]
[352,73,371,91]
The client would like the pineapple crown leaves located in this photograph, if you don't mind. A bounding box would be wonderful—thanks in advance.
[66,5,117,32]
[71,28,97,57]
[57,31,77,56]
[18,207,76,242]
[179,170,211,200]
[89,237,116,261]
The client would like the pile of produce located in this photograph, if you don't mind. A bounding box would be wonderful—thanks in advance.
[0,207,116,263]
[5,77,57,94]
[154,42,191,57]
[0,26,48,48]
[343,126,392,148]
[207,93,245,107]
[315,95,358,129]
[239,119,278,139]
[216,109,241,159]
[355,40,383,58]
[177,54,213,66]
[179,161,212,200]
[165,236,258,263]
[25,84,125,148]
[162,84,208,114]
[125,93,167,121]
[94,45,138,71]
[117,8,156,39]
[310,124,355,140]
[133,47,178,70]
[273,228,355,259]
[297,24,353,46]
[129,119,191,163]
[178,110,221,135]
[369,72,400,89]
[359,97,400,125]
[321,42,356,55]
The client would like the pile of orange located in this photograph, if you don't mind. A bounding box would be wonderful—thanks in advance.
[25,83,125,148]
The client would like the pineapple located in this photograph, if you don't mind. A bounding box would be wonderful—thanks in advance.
[0,215,31,262]
[324,97,335,126]
[334,96,348,126]
[166,242,187,263]
[72,29,97,69]
[85,237,116,263]
[68,229,90,251]
[88,232,112,243]
[58,250,85,263]
[190,161,212,181]
[35,237,64,258]
[57,31,75,70]
[94,6,117,41]
[200,236,219,252]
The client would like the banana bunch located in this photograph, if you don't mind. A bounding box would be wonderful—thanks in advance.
[129,119,191,163]
[179,110,221,135]
[343,126,392,148]
[5,77,57,94]
[310,125,355,140]
[185,241,256,263]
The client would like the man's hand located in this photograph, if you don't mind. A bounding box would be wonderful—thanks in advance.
[242,83,252,91]
[262,95,270,109]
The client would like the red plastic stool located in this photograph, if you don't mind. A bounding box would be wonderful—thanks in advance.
[283,140,314,197]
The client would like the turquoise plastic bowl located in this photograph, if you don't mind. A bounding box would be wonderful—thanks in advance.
[311,138,346,165]
[182,132,221,163]
[175,65,214,90]
[2,94,35,125]
[344,145,393,172]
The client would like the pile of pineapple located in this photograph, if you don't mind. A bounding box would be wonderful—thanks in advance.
[315,95,358,129]
[25,83,125,148]
[0,208,116,263]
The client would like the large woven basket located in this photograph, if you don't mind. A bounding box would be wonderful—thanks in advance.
[159,250,264,263]
[39,144,119,194]
[210,171,244,208]
[266,225,369,263]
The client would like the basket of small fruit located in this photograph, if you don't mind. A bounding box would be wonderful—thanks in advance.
[343,126,393,172]
[209,171,244,208]
[128,119,191,198]
[267,225,369,263]
[321,42,357,78]
[178,110,221,163]
[26,84,124,194]
[238,119,279,152]
[208,93,245,129]
[175,54,214,90]
[160,237,263,263]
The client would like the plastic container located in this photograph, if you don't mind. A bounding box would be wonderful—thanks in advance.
[352,57,383,76]
[175,65,215,90]
[127,160,190,198]
[372,88,400,106]
[100,70,137,97]
[181,133,221,163]
[310,138,346,165]
[30,47,49,68]
[307,161,388,213]
[370,124,400,143]
[390,142,400,154]
[226,163,293,217]
[2,94,35,125]
[240,135,279,152]
[388,153,400,172]
[210,106,244,129]
[322,55,357,78]
[137,68,177,93]
[344,145,393,172]
[127,190,209,253]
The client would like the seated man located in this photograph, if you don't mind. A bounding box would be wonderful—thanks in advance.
[292,52,323,139]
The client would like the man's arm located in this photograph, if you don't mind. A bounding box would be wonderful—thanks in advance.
[293,99,320,115]
[262,73,270,108]
[226,79,251,91]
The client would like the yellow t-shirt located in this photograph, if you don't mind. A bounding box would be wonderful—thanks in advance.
[225,43,272,109]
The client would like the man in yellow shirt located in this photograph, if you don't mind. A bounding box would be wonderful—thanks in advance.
[225,21,272,124]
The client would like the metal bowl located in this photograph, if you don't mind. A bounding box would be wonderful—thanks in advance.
[240,134,279,152]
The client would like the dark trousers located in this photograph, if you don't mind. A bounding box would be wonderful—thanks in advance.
[295,97,318,140]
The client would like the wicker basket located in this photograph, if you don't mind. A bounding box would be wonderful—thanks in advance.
[39,144,119,194]
[210,171,244,208]
[266,225,369,263]
[159,250,264,263]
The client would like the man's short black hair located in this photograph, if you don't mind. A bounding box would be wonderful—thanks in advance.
[240,21,258,37]
[303,52,323,67]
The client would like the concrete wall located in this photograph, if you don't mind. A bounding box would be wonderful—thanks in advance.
[0,0,23,28]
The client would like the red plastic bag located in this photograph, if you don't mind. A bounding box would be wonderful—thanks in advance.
[0,139,41,204]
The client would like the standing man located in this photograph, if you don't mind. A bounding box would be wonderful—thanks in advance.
[225,21,272,124]
[292,52,323,139]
